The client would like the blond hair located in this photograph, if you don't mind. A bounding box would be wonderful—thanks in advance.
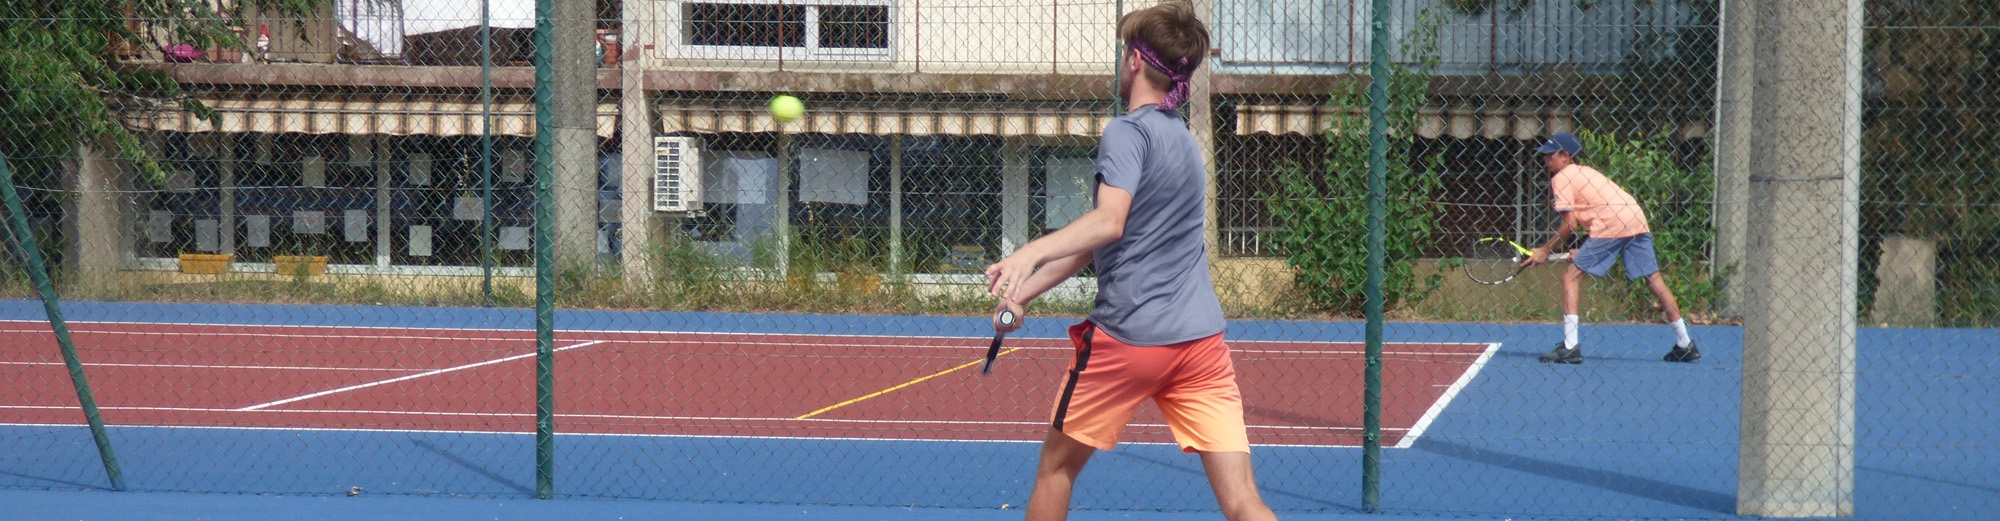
[1117,1,1210,90]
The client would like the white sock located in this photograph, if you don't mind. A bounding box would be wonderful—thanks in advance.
[1671,319,1692,348]
[1562,315,1580,349]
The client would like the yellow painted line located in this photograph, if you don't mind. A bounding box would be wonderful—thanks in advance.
[795,348,1023,420]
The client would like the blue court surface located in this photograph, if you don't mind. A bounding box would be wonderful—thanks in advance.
[3,300,1995,520]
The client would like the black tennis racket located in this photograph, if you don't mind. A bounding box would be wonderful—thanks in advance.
[1463,237,1570,285]
[982,308,1016,375]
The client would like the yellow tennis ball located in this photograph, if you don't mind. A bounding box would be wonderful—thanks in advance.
[769,95,805,123]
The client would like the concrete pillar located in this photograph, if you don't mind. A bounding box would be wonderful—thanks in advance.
[1000,138,1031,256]
[220,134,237,256]
[617,5,655,291]
[1191,0,1219,257]
[1714,0,1757,315]
[551,0,599,269]
[1871,235,1936,326]
[888,135,905,278]
[774,132,792,275]
[63,145,127,287]
[373,135,392,268]
[1737,0,1861,516]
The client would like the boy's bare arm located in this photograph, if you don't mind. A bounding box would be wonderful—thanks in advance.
[1526,211,1579,266]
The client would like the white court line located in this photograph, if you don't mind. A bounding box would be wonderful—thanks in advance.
[6,319,1489,442]
[2,325,1483,357]
[233,340,605,411]
[0,406,1408,430]
[1395,342,1502,449]
[0,319,1496,347]
[0,422,1368,449]
[579,338,1485,356]
[599,345,1491,356]
[0,361,420,372]
[2,325,1485,353]
[3,406,239,412]
[3,322,1486,358]
[0,327,537,344]
[0,319,541,335]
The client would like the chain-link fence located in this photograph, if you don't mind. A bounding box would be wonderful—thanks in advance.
[2,0,1995,518]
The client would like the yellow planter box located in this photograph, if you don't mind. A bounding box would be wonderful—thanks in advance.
[178,254,233,274]
[837,272,882,295]
[273,255,328,277]
[785,273,819,293]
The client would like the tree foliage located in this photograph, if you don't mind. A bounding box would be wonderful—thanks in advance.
[0,0,325,186]
[1861,0,2000,325]
[1576,128,1719,319]
[1264,7,1445,313]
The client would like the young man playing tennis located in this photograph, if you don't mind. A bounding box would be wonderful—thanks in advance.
[982,3,1276,520]
[1521,132,1700,364]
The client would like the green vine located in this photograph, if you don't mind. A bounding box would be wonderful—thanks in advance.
[1574,128,1721,320]
[1263,7,1445,313]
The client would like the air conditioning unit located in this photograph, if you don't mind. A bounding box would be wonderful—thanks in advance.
[653,136,703,213]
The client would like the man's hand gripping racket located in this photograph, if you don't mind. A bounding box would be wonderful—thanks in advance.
[982,257,1033,375]
[983,301,1020,375]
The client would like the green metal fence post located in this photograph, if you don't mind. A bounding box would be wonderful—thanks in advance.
[1113,0,1125,116]
[481,0,497,308]
[0,154,125,491]
[1362,0,1391,512]
[532,0,558,499]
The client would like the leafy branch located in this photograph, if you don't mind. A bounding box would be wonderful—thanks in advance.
[1264,6,1446,313]
[1,0,330,187]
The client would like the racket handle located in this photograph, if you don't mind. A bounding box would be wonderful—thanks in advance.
[997,309,1017,328]
[1550,252,1572,261]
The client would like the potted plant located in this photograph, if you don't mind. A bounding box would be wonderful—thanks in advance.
[204,14,245,63]
[274,234,328,277]
[178,252,233,274]
[833,235,882,295]
[782,232,825,294]
[162,44,201,62]
[272,254,327,277]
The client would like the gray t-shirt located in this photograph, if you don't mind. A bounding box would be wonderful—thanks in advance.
[1086,105,1226,346]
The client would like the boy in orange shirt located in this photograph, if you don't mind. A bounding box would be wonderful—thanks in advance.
[1522,132,1700,364]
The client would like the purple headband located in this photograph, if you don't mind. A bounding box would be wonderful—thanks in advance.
[1128,39,1195,110]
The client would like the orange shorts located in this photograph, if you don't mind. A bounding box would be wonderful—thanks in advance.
[1050,321,1250,453]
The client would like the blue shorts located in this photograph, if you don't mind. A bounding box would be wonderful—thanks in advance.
[1573,233,1660,280]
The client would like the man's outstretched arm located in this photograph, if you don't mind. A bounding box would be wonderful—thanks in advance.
[985,182,1132,302]
[990,251,1094,333]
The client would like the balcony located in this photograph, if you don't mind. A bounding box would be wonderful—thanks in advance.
[1215,0,1708,76]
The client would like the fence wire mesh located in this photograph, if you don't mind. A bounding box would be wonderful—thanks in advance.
[2,0,1996,518]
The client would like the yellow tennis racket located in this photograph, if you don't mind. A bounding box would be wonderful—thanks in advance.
[1464,237,1569,285]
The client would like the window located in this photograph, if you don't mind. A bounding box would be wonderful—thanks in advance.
[817,5,888,50]
[680,1,891,59]
[687,4,806,47]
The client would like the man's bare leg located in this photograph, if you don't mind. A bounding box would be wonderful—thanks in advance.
[1643,272,1684,323]
[1198,451,1278,521]
[1026,428,1098,521]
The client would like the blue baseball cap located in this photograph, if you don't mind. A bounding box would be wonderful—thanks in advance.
[1535,132,1582,156]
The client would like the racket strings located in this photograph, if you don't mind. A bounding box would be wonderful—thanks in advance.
[1464,239,1530,284]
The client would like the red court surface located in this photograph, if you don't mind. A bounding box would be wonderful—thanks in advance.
[1,320,1497,448]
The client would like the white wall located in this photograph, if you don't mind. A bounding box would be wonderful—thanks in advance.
[637,0,1155,74]
[1214,0,1702,75]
